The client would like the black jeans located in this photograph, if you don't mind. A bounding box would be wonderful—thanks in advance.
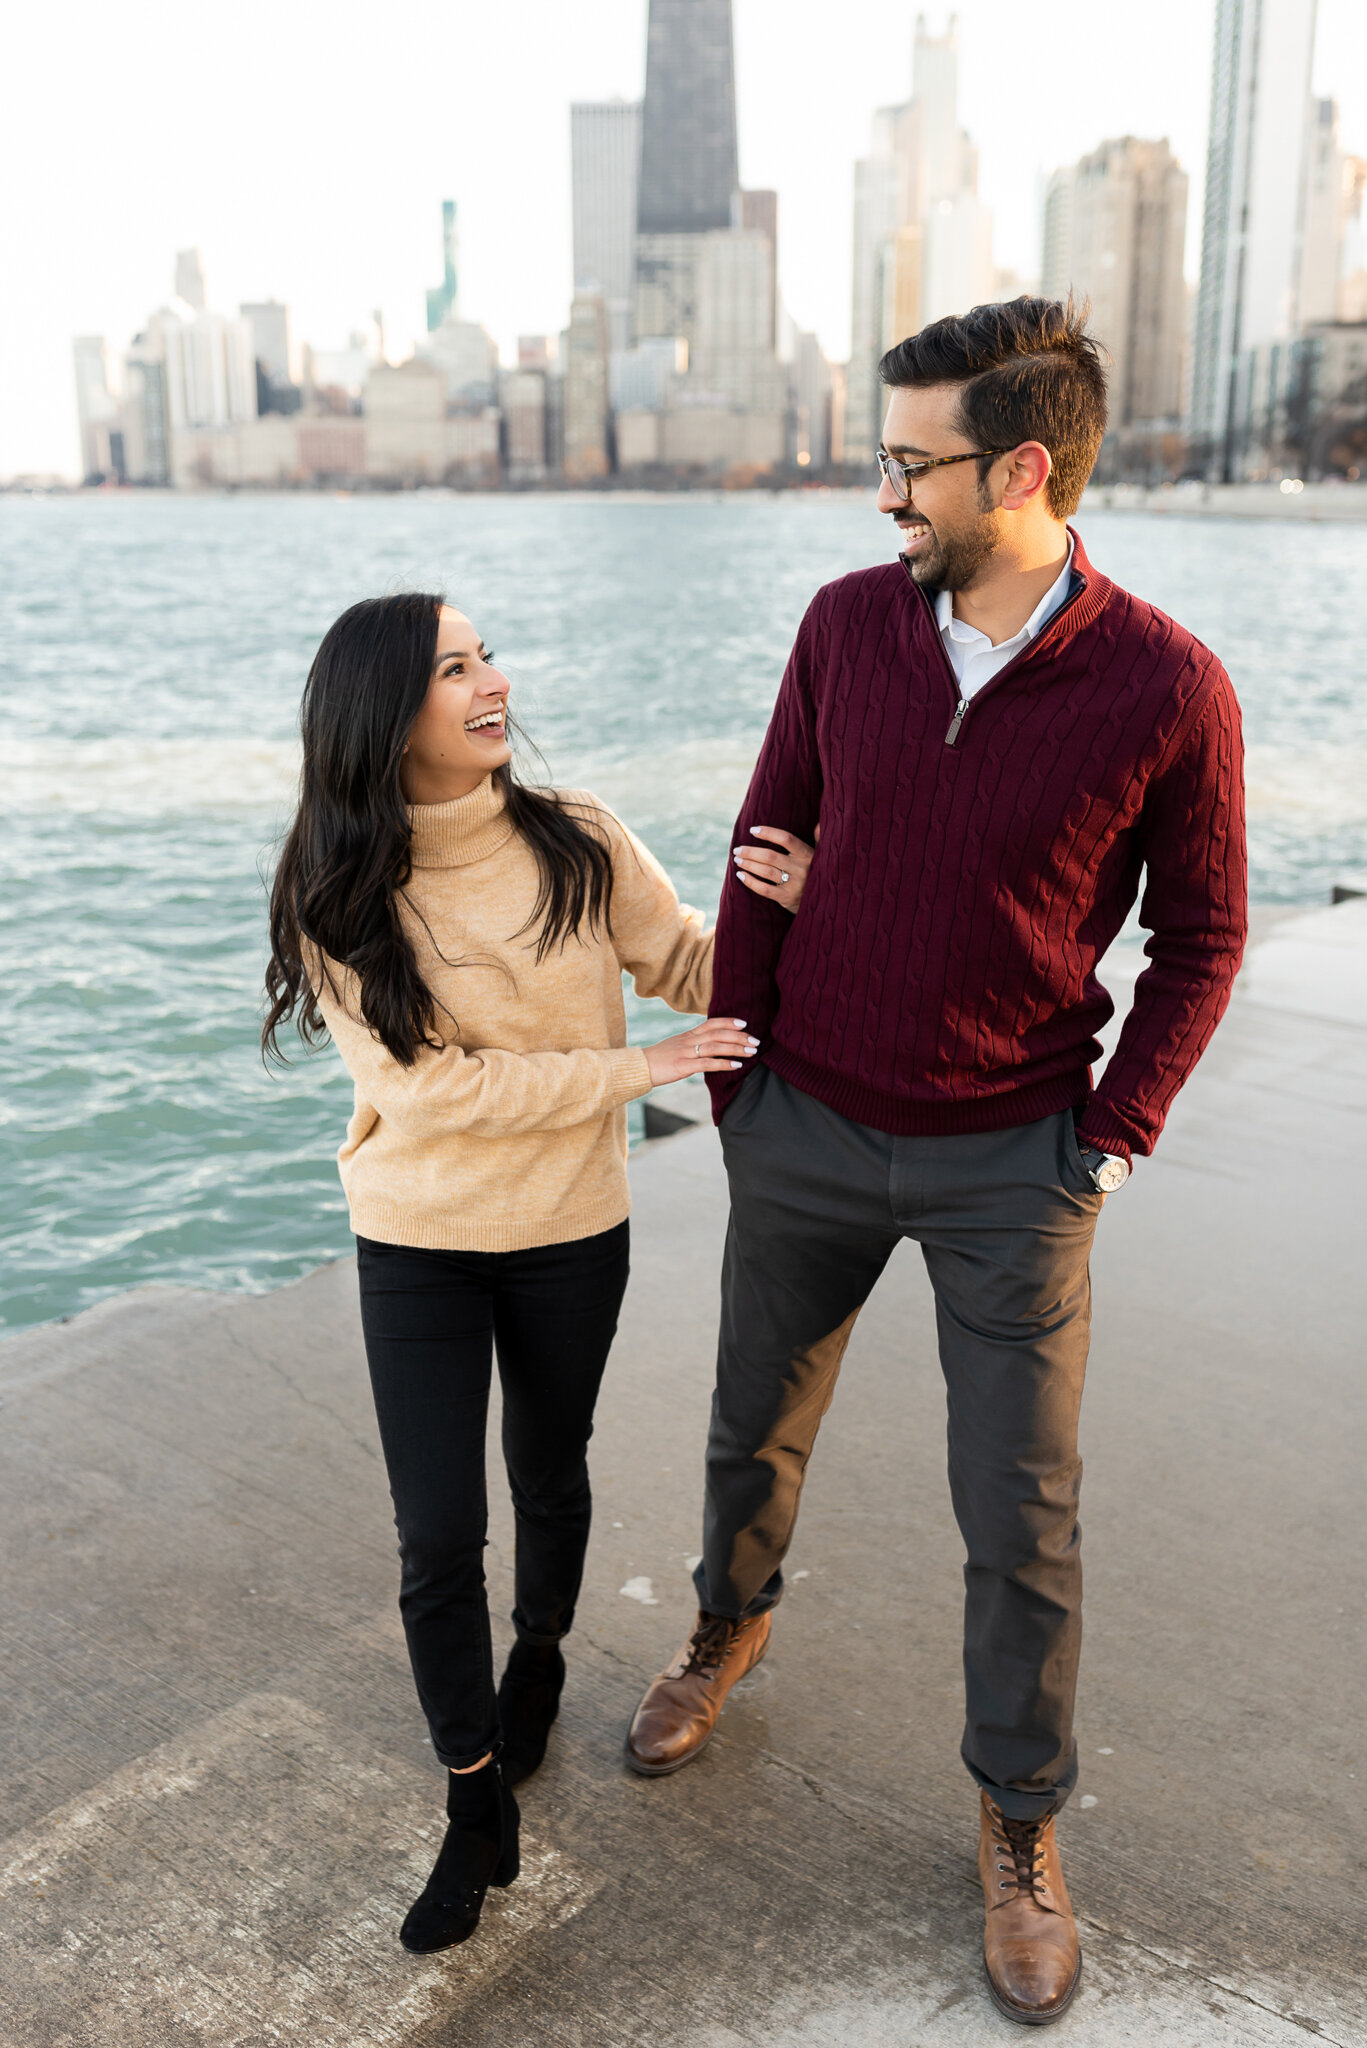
[356,1223,630,1768]
[701,1065,1102,1820]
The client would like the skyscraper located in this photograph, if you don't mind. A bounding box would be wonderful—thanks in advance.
[1045,139,1189,436]
[1298,99,1347,326]
[563,292,610,482]
[73,337,121,481]
[636,0,737,235]
[572,100,642,355]
[634,0,739,353]
[426,201,459,332]
[1190,0,1319,477]
[1340,158,1367,321]
[240,302,295,384]
[174,249,207,311]
[617,0,786,474]
[741,189,779,347]
[846,13,997,462]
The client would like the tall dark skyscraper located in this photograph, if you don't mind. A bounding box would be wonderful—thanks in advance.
[637,0,738,234]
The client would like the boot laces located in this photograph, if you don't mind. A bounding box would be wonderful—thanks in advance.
[992,1812,1050,1901]
[681,1613,734,1678]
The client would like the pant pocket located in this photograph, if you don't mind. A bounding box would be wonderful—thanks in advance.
[1057,1112,1101,1200]
[719,1059,767,1141]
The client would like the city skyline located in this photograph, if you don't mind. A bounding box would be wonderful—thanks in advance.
[5,0,1364,478]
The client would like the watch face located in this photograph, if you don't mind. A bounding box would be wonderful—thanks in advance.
[1095,1155,1130,1192]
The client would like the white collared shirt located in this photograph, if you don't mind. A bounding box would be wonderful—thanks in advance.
[935,537,1076,701]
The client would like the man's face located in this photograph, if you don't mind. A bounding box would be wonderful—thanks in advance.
[876,383,1001,593]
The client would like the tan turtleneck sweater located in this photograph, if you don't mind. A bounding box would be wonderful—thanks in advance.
[310,775,713,1252]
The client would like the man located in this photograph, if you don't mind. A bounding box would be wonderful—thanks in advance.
[624,299,1247,2025]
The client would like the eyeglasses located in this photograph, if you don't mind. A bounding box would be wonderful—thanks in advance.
[876,446,1008,501]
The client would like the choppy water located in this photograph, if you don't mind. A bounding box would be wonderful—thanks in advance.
[3,492,1365,1334]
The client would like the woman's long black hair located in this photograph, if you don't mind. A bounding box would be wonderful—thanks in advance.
[263,592,613,1066]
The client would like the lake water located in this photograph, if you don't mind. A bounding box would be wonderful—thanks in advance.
[3,491,1365,1334]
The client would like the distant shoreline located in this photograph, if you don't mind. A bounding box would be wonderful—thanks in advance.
[4,476,1367,521]
[1081,481,1367,521]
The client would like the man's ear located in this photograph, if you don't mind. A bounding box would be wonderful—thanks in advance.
[998,441,1052,512]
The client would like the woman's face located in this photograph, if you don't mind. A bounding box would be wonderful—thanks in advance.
[401,606,512,803]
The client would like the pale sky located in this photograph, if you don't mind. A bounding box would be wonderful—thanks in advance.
[2,0,1363,478]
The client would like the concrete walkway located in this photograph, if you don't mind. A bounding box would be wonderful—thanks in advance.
[3,904,1365,2047]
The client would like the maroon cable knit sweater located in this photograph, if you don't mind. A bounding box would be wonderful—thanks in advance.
[706,528,1247,1160]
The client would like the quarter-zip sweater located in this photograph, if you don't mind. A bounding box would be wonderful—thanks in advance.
[311,776,712,1251]
[706,528,1247,1160]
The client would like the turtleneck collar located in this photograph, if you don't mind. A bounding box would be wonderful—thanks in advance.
[408,773,515,870]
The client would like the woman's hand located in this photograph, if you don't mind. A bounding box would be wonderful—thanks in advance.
[732,825,818,913]
[645,1017,759,1086]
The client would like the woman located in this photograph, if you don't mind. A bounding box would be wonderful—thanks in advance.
[263,593,811,1956]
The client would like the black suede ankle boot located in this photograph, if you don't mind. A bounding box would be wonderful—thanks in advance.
[399,1759,520,1954]
[496,1641,566,1788]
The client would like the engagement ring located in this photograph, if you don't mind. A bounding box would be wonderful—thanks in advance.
[780,870,789,883]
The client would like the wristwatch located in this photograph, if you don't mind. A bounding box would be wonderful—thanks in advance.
[1077,1141,1131,1193]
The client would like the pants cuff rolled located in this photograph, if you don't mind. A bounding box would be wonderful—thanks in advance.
[432,1732,502,1772]
[965,1753,1076,1822]
[691,1560,784,1618]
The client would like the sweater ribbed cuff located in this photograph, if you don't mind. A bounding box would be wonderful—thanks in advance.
[1073,1100,1137,1164]
[611,1045,654,1106]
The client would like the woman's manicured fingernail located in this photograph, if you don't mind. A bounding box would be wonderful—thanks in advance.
[734,1020,746,1027]
[730,1060,741,1069]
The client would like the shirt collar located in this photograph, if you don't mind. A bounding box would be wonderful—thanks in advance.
[935,534,1076,648]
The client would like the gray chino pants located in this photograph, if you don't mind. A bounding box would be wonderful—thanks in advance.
[695,1063,1103,1819]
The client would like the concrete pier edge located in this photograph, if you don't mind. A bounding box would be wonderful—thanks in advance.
[2,898,1365,2045]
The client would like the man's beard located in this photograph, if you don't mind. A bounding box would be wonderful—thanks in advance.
[899,510,1000,593]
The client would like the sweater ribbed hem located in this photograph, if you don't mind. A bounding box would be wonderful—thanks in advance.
[347,1190,632,1254]
[762,1046,1090,1138]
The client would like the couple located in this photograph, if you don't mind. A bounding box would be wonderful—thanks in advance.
[264,298,1246,2027]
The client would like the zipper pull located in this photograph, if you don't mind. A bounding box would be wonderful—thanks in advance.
[945,698,970,746]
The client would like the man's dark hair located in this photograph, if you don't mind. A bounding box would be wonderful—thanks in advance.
[879,297,1108,518]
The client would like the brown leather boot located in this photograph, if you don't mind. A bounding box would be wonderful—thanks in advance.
[624,1609,771,1776]
[979,1792,1081,2025]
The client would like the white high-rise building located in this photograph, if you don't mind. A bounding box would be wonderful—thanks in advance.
[922,194,996,328]
[112,257,258,486]
[240,301,295,386]
[1298,99,1347,327]
[846,12,997,462]
[572,100,642,355]
[691,229,785,411]
[1340,158,1367,321]
[174,249,207,311]
[119,334,169,483]
[73,337,121,480]
[563,292,611,482]
[157,305,258,432]
[1041,171,1076,304]
[1190,0,1320,477]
